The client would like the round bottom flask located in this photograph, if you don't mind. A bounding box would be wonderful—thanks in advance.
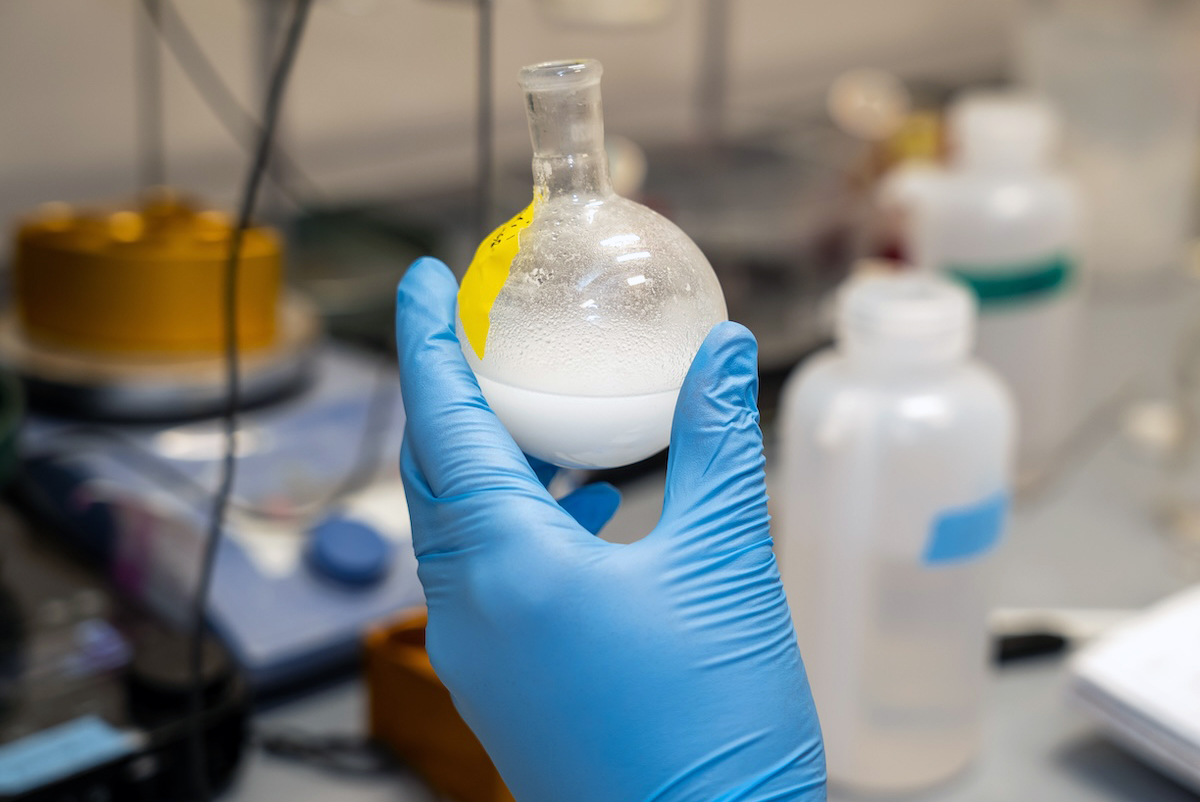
[458,60,727,469]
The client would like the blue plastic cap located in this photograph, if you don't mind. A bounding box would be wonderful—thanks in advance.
[307,517,392,588]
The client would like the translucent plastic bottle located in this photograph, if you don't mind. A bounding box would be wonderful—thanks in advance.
[458,60,727,469]
[913,92,1081,471]
[777,271,1015,794]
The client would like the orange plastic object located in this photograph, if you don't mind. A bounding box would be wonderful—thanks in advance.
[12,191,281,354]
[365,610,515,802]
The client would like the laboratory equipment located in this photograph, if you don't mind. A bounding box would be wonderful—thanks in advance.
[289,208,430,349]
[15,194,280,353]
[777,270,1015,794]
[639,129,858,382]
[458,60,727,469]
[827,68,911,143]
[3,194,316,420]
[533,0,675,27]
[19,347,422,692]
[0,500,249,801]
[696,0,730,142]
[1069,584,1200,794]
[874,159,942,264]
[1018,0,1200,281]
[913,93,1082,472]
[644,58,874,382]
[366,612,514,802]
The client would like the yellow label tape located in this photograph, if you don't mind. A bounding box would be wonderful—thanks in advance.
[458,200,535,360]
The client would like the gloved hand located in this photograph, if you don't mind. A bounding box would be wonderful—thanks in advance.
[396,257,825,802]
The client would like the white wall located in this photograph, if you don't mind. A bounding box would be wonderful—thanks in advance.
[0,0,1017,227]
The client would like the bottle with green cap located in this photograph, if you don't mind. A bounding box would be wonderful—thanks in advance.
[913,91,1082,473]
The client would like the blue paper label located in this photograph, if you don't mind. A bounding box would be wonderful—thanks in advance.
[0,716,136,795]
[923,492,1009,565]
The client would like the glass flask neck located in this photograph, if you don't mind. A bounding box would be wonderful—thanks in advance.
[522,60,614,201]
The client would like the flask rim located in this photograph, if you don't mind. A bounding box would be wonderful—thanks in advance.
[519,59,603,92]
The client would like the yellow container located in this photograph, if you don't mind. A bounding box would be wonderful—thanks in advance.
[13,193,281,354]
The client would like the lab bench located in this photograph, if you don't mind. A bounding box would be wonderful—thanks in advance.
[228,276,1200,801]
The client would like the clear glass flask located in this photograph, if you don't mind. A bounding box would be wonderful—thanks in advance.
[458,60,727,469]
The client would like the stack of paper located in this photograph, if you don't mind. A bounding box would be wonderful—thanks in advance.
[1069,584,1200,793]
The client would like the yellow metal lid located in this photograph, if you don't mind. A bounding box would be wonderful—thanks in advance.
[13,191,283,354]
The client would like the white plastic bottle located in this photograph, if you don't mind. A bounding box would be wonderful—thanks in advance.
[777,271,1015,794]
[913,92,1081,472]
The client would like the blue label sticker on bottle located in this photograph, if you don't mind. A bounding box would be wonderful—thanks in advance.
[923,492,1009,565]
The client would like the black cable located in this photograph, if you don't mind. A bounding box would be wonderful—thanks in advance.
[142,0,322,209]
[257,727,398,776]
[188,2,315,800]
[475,0,493,236]
[135,0,166,189]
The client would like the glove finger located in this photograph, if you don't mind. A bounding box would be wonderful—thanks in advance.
[399,433,448,557]
[395,257,550,502]
[557,482,621,536]
[654,322,771,551]
[400,434,503,599]
[526,456,558,489]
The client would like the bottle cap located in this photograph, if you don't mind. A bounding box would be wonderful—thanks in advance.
[307,517,393,588]
[838,269,975,362]
[948,92,1059,170]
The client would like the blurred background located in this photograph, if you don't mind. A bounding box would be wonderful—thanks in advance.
[0,0,1005,219]
[3,1,1200,801]
[1,0,1015,371]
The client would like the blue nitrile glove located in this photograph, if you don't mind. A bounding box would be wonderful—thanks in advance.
[396,257,825,802]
